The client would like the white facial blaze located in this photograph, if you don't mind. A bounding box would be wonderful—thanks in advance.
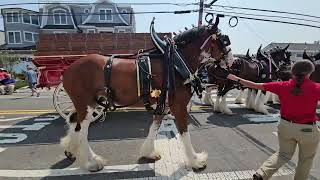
[200,50,212,63]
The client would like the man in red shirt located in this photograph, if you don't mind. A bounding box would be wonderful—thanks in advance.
[0,68,10,82]
[228,60,320,180]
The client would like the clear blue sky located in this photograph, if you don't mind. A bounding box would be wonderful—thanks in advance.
[1,0,319,54]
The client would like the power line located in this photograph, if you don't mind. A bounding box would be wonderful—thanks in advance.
[205,9,320,24]
[206,5,320,19]
[205,10,320,29]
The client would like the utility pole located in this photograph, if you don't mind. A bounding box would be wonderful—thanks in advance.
[198,0,204,26]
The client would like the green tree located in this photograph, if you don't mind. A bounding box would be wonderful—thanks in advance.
[0,50,21,74]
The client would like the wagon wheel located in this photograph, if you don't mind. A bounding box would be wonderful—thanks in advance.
[53,82,105,123]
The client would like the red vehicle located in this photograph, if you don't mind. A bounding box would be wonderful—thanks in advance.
[33,54,105,122]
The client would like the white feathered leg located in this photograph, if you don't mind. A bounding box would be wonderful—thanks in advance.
[140,120,161,160]
[235,90,244,104]
[264,91,271,104]
[214,95,221,112]
[180,132,208,169]
[254,90,269,114]
[245,89,252,109]
[221,94,233,115]
[254,90,262,111]
[201,90,212,105]
[248,90,257,110]
[61,107,105,172]
[272,93,280,104]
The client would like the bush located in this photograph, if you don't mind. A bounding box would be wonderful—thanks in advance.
[14,80,28,90]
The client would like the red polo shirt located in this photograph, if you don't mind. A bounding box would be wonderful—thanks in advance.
[263,79,320,123]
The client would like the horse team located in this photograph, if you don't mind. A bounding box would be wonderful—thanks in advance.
[58,16,320,172]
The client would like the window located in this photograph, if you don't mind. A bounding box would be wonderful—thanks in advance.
[24,32,39,42]
[22,14,39,25]
[118,29,125,33]
[87,29,95,33]
[23,14,31,23]
[84,9,90,14]
[31,15,39,25]
[8,31,21,44]
[99,9,112,21]
[24,32,33,42]
[6,12,19,23]
[53,9,67,25]
[296,53,303,57]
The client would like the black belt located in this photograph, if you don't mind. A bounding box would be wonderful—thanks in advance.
[281,116,317,125]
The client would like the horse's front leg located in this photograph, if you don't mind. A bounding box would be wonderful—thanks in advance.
[140,117,162,160]
[214,85,223,112]
[170,91,208,169]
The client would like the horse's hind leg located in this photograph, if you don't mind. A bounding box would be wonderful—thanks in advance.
[60,106,105,172]
[170,91,208,169]
[140,118,161,160]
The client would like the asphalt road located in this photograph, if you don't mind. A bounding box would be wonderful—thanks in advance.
[0,90,319,180]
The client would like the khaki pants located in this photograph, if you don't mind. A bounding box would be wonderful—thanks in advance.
[257,119,320,180]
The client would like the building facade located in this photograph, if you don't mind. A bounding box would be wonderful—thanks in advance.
[263,42,320,61]
[0,0,136,71]
[39,0,136,34]
[0,8,40,50]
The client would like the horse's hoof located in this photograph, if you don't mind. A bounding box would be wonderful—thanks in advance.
[142,150,161,160]
[190,151,208,169]
[87,156,105,172]
[149,151,161,160]
[64,151,76,160]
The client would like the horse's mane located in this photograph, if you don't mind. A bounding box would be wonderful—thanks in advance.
[173,25,218,44]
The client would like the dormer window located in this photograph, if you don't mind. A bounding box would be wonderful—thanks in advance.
[53,9,67,25]
[99,9,112,21]
[6,12,19,23]
[122,10,127,14]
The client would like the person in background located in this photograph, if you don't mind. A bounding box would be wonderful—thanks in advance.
[0,68,10,83]
[227,60,320,180]
[26,65,40,97]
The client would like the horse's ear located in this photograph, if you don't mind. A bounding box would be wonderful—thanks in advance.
[211,15,220,30]
[283,44,290,51]
[258,44,262,53]
[246,49,250,58]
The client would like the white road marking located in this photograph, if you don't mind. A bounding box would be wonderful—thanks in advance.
[0,96,51,99]
[0,147,6,153]
[0,116,34,122]
[0,133,27,144]
[34,116,59,121]
[0,123,51,131]
[0,163,154,177]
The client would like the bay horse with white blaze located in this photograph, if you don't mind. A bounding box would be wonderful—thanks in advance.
[60,17,232,172]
